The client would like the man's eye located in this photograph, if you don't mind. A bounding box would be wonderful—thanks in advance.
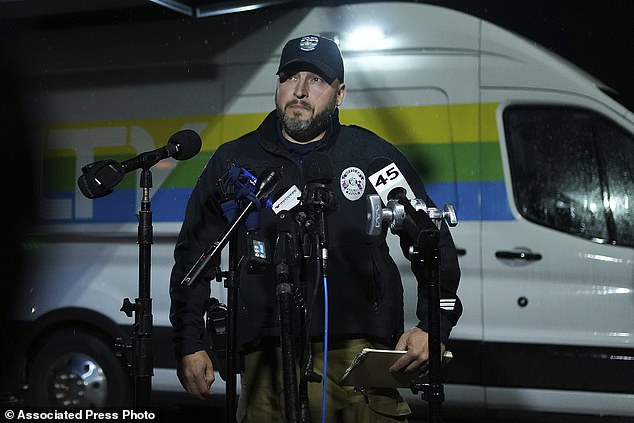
[280,74,297,82]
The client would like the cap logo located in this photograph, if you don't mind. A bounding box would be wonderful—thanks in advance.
[299,36,319,52]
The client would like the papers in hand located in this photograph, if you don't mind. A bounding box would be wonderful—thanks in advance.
[339,348,453,389]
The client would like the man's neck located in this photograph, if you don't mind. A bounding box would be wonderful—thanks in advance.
[282,128,326,144]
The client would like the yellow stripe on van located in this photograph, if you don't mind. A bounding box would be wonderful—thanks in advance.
[219,112,267,145]
[341,103,498,144]
[215,103,501,146]
[41,102,499,156]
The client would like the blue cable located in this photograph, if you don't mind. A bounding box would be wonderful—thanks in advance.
[321,274,329,423]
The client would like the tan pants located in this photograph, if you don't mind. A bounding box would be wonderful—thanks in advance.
[236,339,411,423]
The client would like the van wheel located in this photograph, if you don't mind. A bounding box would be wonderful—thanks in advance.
[27,330,131,407]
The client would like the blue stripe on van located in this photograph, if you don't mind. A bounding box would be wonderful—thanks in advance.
[425,181,513,222]
[52,181,515,223]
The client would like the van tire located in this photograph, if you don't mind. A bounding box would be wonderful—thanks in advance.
[26,330,131,407]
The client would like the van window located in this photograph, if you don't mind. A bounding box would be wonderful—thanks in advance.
[503,105,633,247]
[600,120,634,245]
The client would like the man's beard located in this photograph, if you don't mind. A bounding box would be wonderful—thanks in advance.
[277,98,336,143]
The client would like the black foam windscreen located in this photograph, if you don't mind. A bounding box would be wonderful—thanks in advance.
[303,151,333,184]
[367,156,393,177]
[169,129,202,160]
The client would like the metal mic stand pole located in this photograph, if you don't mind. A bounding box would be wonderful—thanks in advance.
[302,183,334,422]
[274,211,300,423]
[409,223,443,423]
[225,232,239,423]
[368,190,456,422]
[119,168,154,408]
[406,205,455,423]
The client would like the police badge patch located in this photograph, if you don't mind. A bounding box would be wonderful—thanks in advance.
[340,167,366,201]
[299,36,319,51]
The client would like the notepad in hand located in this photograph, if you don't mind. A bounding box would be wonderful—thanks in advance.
[339,348,452,388]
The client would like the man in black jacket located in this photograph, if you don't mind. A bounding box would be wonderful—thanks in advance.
[170,34,462,422]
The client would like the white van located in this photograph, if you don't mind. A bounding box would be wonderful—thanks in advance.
[5,1,633,417]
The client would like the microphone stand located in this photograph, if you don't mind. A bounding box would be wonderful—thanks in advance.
[78,131,201,410]
[408,220,443,423]
[300,182,335,423]
[118,168,154,408]
[180,168,279,423]
[274,210,301,423]
[194,225,240,423]
[225,232,239,423]
[270,181,334,423]
[274,208,321,423]
[391,192,456,423]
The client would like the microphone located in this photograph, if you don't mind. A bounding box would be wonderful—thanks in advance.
[300,152,336,213]
[299,152,335,275]
[216,165,280,274]
[121,128,202,172]
[367,157,416,206]
[244,167,279,274]
[365,158,457,238]
[254,167,280,199]
[303,151,334,184]
[181,167,280,286]
[272,185,302,214]
[77,129,202,199]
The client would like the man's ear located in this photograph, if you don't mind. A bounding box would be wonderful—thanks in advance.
[336,82,346,106]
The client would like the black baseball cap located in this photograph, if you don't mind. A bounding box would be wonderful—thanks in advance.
[277,35,344,84]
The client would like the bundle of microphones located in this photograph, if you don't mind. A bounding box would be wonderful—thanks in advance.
[75,124,456,284]
[184,152,458,287]
[203,152,337,281]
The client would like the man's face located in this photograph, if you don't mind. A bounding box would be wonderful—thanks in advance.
[275,70,346,143]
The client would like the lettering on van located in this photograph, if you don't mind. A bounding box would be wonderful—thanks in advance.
[36,123,207,221]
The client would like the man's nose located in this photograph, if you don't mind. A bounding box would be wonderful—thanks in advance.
[293,77,309,98]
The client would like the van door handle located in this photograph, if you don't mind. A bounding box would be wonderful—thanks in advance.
[495,251,542,261]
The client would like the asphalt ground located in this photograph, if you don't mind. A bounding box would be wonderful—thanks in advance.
[3,391,633,423]
[149,392,634,423]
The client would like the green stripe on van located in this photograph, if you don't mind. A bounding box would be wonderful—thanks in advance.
[42,141,504,190]
[398,141,503,183]
[43,154,137,191]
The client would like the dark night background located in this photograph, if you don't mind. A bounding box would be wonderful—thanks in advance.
[1,0,633,112]
[443,0,634,112]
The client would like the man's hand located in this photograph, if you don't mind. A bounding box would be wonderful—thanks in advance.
[177,350,215,399]
[389,327,445,373]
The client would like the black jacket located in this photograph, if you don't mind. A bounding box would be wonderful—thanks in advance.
[169,110,462,358]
